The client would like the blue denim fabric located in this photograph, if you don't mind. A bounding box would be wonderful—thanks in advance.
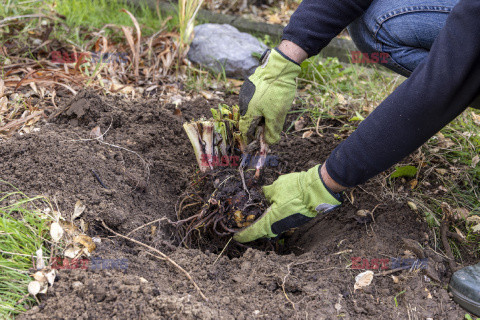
[348,0,459,77]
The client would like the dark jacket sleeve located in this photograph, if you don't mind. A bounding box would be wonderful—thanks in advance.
[282,0,372,57]
[325,0,480,187]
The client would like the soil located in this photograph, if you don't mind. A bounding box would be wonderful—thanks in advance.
[0,90,467,319]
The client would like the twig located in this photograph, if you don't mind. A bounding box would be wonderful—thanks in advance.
[126,217,169,237]
[282,262,297,311]
[440,221,458,272]
[144,251,166,261]
[281,260,314,311]
[0,110,44,132]
[101,221,208,301]
[0,14,47,24]
[213,237,232,266]
[375,267,407,277]
[315,115,324,137]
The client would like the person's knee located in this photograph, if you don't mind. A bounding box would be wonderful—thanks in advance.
[348,0,458,76]
[348,17,412,77]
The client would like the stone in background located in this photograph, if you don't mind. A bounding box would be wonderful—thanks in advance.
[187,23,268,79]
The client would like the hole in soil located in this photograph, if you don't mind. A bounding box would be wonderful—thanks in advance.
[170,161,306,259]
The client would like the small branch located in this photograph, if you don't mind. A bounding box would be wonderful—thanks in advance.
[125,217,169,237]
[213,237,232,266]
[101,221,207,301]
[282,262,297,311]
[281,260,314,311]
[375,267,407,277]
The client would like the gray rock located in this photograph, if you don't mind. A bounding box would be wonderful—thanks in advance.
[187,23,268,79]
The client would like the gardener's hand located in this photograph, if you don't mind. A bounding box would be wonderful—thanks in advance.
[233,165,342,243]
[239,47,301,145]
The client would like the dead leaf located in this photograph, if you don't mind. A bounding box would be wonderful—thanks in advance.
[356,210,370,217]
[72,200,86,220]
[0,97,7,113]
[267,14,282,24]
[294,117,306,131]
[438,185,448,192]
[59,221,80,237]
[227,78,243,88]
[454,226,466,240]
[33,271,46,282]
[45,269,56,286]
[50,222,64,242]
[410,179,418,189]
[64,244,81,259]
[435,168,448,175]
[200,90,213,100]
[441,202,453,220]
[90,126,103,140]
[302,130,313,138]
[80,219,88,233]
[28,281,41,296]
[354,270,374,291]
[453,208,469,221]
[0,79,4,98]
[407,201,418,211]
[466,215,480,224]
[336,93,347,105]
[471,111,480,125]
[0,110,43,133]
[467,215,480,233]
[74,234,96,255]
[36,248,45,270]
[391,275,399,284]
[121,9,141,79]
[425,287,432,299]
[472,155,479,168]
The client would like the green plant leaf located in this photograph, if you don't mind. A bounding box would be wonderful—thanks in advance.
[349,111,365,122]
[390,166,418,179]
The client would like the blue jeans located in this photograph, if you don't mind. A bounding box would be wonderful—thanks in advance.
[348,0,459,77]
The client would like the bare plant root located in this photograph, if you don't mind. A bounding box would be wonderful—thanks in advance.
[174,166,268,249]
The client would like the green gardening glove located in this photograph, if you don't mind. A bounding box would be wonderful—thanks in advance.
[239,48,301,145]
[233,165,342,243]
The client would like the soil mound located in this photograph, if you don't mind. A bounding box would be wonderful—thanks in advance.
[0,91,464,319]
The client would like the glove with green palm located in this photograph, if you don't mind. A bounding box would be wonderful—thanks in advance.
[239,48,301,145]
[233,165,342,243]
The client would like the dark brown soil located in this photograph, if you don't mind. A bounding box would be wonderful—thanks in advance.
[0,91,466,319]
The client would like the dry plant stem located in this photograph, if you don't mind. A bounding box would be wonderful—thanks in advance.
[101,221,208,301]
[282,263,297,311]
[440,221,458,272]
[315,115,324,137]
[281,260,313,311]
[121,9,141,80]
[213,237,232,265]
[125,217,169,237]
[375,267,409,277]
